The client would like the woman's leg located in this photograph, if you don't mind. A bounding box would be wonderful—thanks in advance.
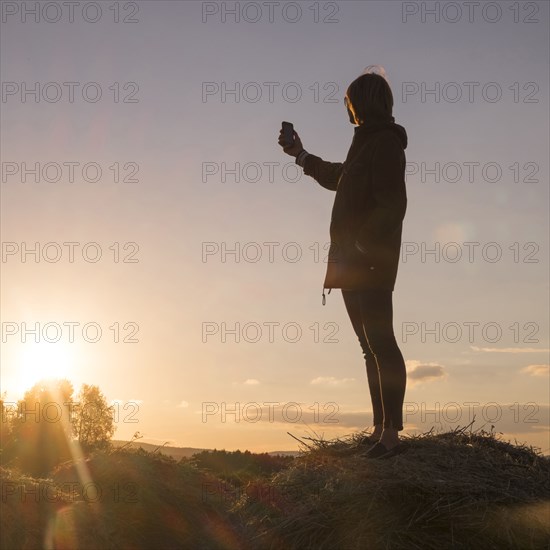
[341,289,384,436]
[357,289,407,438]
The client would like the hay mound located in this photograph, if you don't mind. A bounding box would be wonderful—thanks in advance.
[233,425,550,549]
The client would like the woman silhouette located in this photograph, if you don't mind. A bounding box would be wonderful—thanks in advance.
[278,68,408,459]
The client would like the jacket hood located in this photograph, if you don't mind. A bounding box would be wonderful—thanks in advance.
[354,118,408,149]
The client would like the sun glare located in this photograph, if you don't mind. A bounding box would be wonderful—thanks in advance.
[13,342,75,396]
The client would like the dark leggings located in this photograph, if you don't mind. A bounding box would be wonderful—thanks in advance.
[341,289,406,431]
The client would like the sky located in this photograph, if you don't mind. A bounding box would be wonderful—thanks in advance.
[1,0,549,455]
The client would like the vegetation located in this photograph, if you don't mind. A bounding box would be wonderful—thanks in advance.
[1,380,549,549]
[1,379,115,476]
[232,425,550,549]
[72,384,116,451]
[188,448,293,486]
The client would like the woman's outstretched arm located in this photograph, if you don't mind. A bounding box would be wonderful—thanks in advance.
[298,153,343,192]
[278,128,342,191]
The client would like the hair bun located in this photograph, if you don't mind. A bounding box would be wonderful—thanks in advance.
[361,65,390,86]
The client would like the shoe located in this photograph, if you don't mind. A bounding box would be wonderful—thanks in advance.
[362,441,409,459]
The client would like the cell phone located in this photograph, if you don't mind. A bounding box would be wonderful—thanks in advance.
[282,121,294,147]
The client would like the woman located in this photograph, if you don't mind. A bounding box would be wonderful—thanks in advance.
[278,70,408,459]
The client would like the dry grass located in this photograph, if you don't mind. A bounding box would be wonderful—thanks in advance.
[2,448,247,549]
[1,424,549,549]
[232,423,550,549]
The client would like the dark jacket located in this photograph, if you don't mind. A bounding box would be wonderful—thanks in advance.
[301,118,408,304]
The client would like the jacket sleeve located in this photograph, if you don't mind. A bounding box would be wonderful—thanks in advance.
[301,154,343,191]
[355,134,407,249]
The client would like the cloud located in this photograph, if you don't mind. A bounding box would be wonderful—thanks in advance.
[190,400,549,439]
[232,379,261,386]
[212,403,549,437]
[310,376,356,387]
[521,364,549,377]
[406,360,446,386]
[177,400,189,408]
[471,346,550,353]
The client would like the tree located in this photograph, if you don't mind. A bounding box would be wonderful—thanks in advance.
[11,378,74,476]
[72,384,115,450]
[0,393,16,466]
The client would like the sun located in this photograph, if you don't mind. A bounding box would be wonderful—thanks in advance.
[13,342,75,396]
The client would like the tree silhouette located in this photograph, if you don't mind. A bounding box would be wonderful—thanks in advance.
[72,383,116,450]
[0,393,16,466]
[4,379,116,475]
[10,379,74,476]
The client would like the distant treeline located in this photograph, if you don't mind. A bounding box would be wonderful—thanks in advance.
[187,448,294,484]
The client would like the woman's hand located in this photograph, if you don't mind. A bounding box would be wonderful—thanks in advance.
[278,128,303,157]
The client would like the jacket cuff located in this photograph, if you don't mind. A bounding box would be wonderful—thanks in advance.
[295,149,309,167]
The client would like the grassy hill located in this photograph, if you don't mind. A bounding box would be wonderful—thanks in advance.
[2,425,549,549]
